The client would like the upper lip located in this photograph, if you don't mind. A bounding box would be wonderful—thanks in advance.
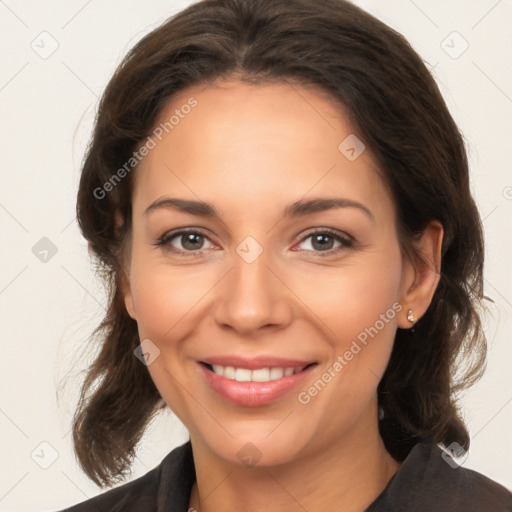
[199,355,317,370]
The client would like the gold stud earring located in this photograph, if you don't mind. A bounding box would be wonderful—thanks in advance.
[407,309,416,324]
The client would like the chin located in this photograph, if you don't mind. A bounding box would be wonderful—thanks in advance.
[199,426,312,468]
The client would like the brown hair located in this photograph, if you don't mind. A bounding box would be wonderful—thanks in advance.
[71,0,490,487]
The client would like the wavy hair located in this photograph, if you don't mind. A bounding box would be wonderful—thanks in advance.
[71,0,490,486]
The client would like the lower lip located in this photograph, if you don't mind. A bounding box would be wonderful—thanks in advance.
[198,362,317,407]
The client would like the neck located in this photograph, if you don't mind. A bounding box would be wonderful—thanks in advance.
[188,401,400,512]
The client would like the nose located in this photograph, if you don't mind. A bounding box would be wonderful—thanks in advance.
[213,245,293,335]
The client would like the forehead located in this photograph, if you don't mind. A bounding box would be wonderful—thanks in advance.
[132,79,394,225]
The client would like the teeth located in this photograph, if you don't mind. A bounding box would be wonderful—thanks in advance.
[235,368,252,381]
[284,367,295,377]
[252,368,270,382]
[209,364,305,382]
[270,367,285,380]
[213,364,226,376]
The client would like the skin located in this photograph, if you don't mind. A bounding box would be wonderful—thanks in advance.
[122,78,443,512]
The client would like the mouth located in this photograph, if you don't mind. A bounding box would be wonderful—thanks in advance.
[199,361,317,382]
[197,359,319,407]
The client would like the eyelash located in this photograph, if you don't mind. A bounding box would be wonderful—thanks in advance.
[155,227,355,258]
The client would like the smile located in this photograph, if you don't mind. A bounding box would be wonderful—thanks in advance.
[201,362,313,382]
[198,359,318,407]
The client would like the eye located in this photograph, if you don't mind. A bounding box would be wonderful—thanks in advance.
[155,227,354,258]
[156,228,215,256]
[295,229,354,255]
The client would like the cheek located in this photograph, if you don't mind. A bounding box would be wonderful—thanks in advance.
[292,254,402,343]
[290,246,403,406]
[130,250,215,341]
[292,260,402,436]
[128,253,208,419]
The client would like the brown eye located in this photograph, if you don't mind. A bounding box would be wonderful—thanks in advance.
[175,232,206,251]
[157,229,215,255]
[297,229,354,255]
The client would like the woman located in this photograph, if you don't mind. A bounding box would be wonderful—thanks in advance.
[62,0,512,510]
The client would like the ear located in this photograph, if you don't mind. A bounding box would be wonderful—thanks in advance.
[397,220,443,328]
[119,268,137,320]
[115,210,137,321]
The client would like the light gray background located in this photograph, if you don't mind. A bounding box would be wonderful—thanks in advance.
[1,0,511,510]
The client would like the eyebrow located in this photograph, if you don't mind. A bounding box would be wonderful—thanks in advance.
[144,196,374,221]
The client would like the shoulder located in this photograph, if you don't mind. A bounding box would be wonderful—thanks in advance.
[368,440,512,512]
[61,465,160,512]
[60,440,195,512]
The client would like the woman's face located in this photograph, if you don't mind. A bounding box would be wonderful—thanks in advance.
[123,79,440,466]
